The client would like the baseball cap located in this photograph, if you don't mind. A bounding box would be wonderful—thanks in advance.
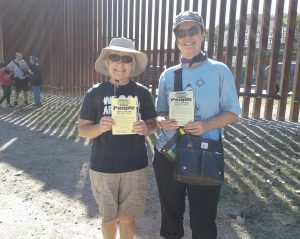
[173,11,205,31]
[30,56,39,63]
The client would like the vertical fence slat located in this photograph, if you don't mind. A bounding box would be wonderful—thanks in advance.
[289,33,300,122]
[264,0,284,120]
[102,0,108,48]
[159,0,167,73]
[234,0,247,93]
[80,0,86,94]
[166,0,174,68]
[134,0,140,50]
[117,0,123,36]
[207,0,216,58]
[123,0,128,37]
[92,0,97,85]
[146,0,153,69]
[62,0,68,95]
[184,0,189,11]
[101,0,108,81]
[68,0,74,94]
[241,0,259,118]
[252,0,272,118]
[88,0,94,88]
[225,0,237,69]
[151,0,160,96]
[174,0,182,64]
[201,0,208,51]
[112,0,118,37]
[107,0,112,43]
[129,0,134,40]
[193,0,199,11]
[96,0,103,83]
[0,8,3,63]
[139,0,147,85]
[277,0,298,121]
[140,0,146,53]
[216,0,226,62]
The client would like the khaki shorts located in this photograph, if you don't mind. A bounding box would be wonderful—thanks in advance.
[89,167,149,222]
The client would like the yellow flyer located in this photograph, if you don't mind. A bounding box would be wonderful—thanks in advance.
[169,91,194,126]
[111,97,138,135]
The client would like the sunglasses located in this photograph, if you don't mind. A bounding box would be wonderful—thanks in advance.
[174,27,202,38]
[108,54,133,63]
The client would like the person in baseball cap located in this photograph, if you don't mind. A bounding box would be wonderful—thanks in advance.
[29,56,39,63]
[154,10,241,239]
[172,11,207,67]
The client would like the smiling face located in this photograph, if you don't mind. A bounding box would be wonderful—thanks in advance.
[175,21,204,59]
[107,51,133,85]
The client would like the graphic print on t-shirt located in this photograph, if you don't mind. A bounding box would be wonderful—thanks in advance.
[183,80,205,112]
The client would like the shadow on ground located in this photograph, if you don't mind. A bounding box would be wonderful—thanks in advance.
[0,93,299,238]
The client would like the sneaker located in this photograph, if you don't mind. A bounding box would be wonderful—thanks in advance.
[7,104,13,108]
[12,102,18,107]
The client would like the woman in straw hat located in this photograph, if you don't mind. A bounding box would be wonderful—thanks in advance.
[78,37,157,239]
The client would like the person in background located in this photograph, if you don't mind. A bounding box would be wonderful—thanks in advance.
[153,11,241,239]
[29,56,42,106]
[78,37,157,239]
[0,63,14,108]
[7,52,31,107]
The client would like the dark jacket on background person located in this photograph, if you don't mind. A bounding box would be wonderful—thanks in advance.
[29,64,41,86]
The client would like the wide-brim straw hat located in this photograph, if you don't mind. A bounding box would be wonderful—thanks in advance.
[95,37,148,77]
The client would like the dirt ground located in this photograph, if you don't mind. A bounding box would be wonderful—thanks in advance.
[0,107,266,239]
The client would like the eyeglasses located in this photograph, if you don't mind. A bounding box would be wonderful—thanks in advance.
[108,54,133,63]
[174,27,202,38]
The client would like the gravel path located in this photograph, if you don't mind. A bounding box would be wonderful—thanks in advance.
[0,118,248,239]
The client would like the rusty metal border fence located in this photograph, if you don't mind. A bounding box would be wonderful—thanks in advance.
[0,0,299,122]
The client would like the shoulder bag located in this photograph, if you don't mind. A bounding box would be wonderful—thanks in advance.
[161,67,225,186]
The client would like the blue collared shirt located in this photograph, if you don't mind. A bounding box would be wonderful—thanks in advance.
[156,59,241,151]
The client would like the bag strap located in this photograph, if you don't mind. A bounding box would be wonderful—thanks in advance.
[13,60,23,71]
[13,60,29,75]
[174,67,183,91]
[173,67,184,134]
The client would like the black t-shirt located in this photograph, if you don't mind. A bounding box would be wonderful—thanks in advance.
[80,81,157,173]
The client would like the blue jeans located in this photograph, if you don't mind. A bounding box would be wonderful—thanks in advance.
[32,85,41,105]
[153,147,221,239]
